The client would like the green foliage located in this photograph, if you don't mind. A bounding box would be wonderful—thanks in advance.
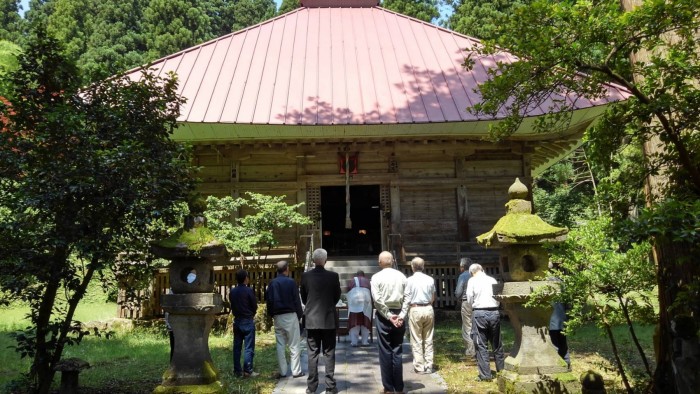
[222,0,276,33]
[533,151,597,228]
[142,0,214,59]
[0,0,25,44]
[381,0,440,23]
[21,0,278,84]
[205,193,312,264]
[446,0,531,40]
[533,216,655,389]
[77,0,149,82]
[0,25,195,393]
[0,40,21,97]
[466,3,699,388]
[277,0,300,15]
[467,0,700,196]
[629,199,700,316]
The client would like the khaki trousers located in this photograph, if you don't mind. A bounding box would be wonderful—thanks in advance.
[408,305,434,371]
[461,301,476,356]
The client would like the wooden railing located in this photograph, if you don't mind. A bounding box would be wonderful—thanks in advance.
[118,262,500,319]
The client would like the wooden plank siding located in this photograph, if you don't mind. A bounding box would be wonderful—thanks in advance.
[188,141,525,265]
[115,141,524,318]
[117,262,502,318]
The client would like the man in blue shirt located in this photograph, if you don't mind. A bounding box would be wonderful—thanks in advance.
[265,260,305,379]
[229,269,258,378]
[454,257,475,359]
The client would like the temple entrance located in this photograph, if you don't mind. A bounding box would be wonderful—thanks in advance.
[320,185,381,257]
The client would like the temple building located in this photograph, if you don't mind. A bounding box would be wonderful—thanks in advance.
[125,0,627,271]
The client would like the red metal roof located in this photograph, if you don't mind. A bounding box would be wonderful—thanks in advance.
[128,6,628,127]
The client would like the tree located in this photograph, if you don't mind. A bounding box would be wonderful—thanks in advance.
[446,0,530,40]
[142,0,276,58]
[536,216,656,393]
[381,0,440,23]
[277,0,300,15]
[0,0,25,44]
[0,26,195,394]
[204,193,312,266]
[466,0,699,391]
[76,0,149,83]
[0,40,21,97]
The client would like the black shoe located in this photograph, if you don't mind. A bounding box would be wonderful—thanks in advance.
[293,372,306,378]
[475,376,493,382]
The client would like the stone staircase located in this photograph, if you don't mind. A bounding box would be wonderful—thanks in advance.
[324,257,380,294]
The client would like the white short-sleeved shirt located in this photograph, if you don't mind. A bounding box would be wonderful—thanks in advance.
[465,272,499,309]
[402,271,436,318]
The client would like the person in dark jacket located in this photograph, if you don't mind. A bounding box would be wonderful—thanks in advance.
[265,260,305,379]
[300,248,341,394]
[229,269,259,378]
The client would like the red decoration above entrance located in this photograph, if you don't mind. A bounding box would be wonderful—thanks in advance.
[339,153,359,174]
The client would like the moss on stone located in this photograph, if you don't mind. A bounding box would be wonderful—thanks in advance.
[202,360,219,382]
[477,213,567,246]
[152,381,224,394]
[155,226,221,251]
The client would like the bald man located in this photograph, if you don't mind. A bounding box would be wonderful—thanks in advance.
[371,251,408,394]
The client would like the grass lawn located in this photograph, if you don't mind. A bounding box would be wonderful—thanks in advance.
[1,306,655,393]
[434,311,655,394]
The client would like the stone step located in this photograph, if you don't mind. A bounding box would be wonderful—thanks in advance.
[324,258,380,294]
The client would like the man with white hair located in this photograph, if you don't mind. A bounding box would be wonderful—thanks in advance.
[300,248,341,394]
[465,263,504,381]
[454,257,476,359]
[402,257,436,374]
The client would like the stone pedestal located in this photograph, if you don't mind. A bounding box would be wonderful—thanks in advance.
[497,281,578,394]
[151,211,227,394]
[154,293,224,394]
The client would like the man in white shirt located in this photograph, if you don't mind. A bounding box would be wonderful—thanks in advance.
[465,263,504,381]
[371,251,408,394]
[402,257,436,374]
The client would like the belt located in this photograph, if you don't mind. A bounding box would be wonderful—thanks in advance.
[410,303,431,307]
[473,307,499,311]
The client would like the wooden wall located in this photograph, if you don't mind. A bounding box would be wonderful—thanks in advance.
[118,262,503,319]
[190,140,531,266]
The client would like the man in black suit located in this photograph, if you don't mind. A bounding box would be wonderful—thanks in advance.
[300,248,341,394]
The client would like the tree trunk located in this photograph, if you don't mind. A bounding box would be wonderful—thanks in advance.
[618,1,700,392]
[50,261,98,378]
[32,254,65,394]
[650,241,699,394]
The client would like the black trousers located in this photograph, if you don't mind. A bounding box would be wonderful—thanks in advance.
[376,310,406,392]
[549,330,570,367]
[472,309,505,380]
[306,328,337,392]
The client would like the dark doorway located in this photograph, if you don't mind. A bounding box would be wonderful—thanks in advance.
[321,185,381,257]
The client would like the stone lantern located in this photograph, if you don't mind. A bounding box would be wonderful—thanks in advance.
[476,178,577,393]
[151,201,227,394]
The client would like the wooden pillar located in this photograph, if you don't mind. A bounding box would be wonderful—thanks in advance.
[457,184,469,241]
[389,181,403,263]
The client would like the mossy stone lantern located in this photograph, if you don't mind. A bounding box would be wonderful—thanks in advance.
[477,178,577,393]
[151,200,227,394]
